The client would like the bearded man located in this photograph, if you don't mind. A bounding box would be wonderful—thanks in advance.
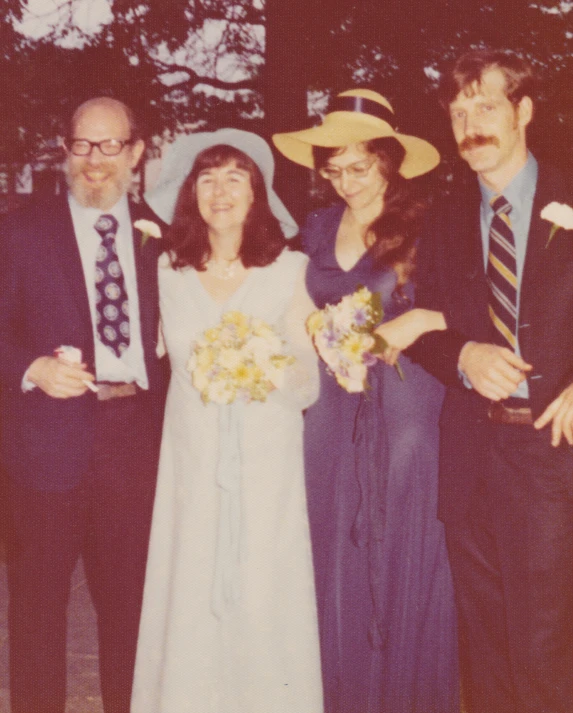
[0,97,166,713]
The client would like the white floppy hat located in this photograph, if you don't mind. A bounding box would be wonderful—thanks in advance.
[145,128,298,238]
[272,89,440,179]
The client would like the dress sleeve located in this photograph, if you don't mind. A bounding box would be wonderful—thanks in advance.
[273,260,320,411]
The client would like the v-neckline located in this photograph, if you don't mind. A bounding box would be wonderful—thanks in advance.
[332,212,370,274]
[190,266,256,311]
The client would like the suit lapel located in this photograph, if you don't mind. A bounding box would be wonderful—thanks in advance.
[129,201,161,363]
[520,165,567,329]
[456,183,490,332]
[50,196,94,340]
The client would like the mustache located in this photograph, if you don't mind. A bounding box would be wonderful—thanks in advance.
[458,135,500,153]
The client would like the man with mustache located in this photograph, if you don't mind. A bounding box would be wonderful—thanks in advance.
[408,50,573,712]
[0,97,166,713]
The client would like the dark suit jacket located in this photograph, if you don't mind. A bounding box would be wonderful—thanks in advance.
[409,163,573,522]
[0,194,166,491]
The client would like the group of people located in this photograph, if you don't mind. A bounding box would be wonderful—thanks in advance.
[0,46,571,713]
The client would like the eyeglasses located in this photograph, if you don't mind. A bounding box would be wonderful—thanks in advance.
[67,138,133,157]
[318,158,377,181]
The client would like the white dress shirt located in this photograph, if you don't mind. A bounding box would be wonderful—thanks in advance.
[68,193,149,388]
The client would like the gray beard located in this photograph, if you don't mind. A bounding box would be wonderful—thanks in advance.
[66,170,133,210]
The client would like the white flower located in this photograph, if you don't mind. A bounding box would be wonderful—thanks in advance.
[541,202,573,230]
[134,219,162,247]
[206,379,235,405]
[541,202,573,247]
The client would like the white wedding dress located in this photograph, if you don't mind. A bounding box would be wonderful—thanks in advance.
[131,249,323,713]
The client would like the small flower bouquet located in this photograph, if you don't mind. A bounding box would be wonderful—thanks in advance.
[187,311,295,405]
[307,286,398,393]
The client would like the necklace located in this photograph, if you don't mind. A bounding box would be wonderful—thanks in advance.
[205,255,241,281]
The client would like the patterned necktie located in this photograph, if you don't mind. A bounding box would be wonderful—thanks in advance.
[94,214,130,357]
[487,195,517,349]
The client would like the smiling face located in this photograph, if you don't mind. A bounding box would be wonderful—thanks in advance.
[322,143,388,214]
[449,67,532,191]
[66,98,144,210]
[196,160,255,238]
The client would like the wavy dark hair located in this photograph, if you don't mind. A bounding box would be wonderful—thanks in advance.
[439,50,535,110]
[313,136,424,286]
[166,144,287,270]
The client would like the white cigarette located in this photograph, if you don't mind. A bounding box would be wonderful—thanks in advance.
[83,380,99,393]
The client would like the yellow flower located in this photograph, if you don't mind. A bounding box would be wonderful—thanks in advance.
[352,286,372,308]
[250,317,273,338]
[203,327,220,344]
[231,362,259,388]
[195,346,216,371]
[306,310,325,335]
[222,311,250,340]
[340,332,373,364]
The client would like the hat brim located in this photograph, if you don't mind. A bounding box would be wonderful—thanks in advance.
[273,111,440,179]
[146,129,298,238]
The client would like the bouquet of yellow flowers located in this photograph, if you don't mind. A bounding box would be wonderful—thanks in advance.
[187,311,295,405]
[307,286,398,393]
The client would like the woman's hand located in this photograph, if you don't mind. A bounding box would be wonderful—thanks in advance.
[375,309,446,364]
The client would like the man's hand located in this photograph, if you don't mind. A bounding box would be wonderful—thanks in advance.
[458,342,532,401]
[27,356,95,399]
[534,383,573,447]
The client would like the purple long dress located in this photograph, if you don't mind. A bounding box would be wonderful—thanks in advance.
[302,204,459,713]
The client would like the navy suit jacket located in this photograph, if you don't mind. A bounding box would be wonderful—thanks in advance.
[0,193,166,491]
[409,163,573,522]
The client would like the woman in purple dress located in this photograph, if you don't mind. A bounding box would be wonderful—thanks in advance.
[273,90,459,713]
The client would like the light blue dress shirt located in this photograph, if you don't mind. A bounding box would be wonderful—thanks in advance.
[477,152,538,399]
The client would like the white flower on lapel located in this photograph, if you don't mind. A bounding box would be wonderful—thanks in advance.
[134,219,162,247]
[540,202,573,247]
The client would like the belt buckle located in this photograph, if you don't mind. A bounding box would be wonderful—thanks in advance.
[96,382,137,401]
[488,401,533,426]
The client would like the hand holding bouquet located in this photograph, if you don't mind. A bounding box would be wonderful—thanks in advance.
[306,286,402,393]
[188,311,295,405]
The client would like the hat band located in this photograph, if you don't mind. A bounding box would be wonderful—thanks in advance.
[330,96,397,130]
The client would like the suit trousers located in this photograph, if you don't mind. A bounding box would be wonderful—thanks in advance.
[6,393,159,713]
[445,422,573,713]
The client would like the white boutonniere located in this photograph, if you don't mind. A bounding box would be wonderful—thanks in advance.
[134,219,162,247]
[540,202,573,247]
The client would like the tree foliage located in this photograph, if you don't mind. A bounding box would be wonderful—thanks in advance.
[1,0,572,188]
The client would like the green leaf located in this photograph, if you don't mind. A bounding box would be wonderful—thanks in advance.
[371,332,388,354]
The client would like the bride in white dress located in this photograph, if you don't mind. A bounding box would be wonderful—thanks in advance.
[131,129,323,713]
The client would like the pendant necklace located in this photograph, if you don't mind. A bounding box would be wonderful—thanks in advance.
[205,255,241,281]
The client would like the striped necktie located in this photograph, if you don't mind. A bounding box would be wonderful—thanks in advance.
[487,195,517,349]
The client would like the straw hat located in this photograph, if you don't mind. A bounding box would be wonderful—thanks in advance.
[272,89,440,179]
[145,128,298,238]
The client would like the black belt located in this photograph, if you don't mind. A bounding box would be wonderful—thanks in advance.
[488,401,533,426]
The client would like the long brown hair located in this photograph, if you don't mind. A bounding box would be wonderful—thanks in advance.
[166,144,287,270]
[313,137,424,286]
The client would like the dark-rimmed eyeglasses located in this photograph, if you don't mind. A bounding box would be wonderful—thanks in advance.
[318,158,377,181]
[67,138,133,157]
